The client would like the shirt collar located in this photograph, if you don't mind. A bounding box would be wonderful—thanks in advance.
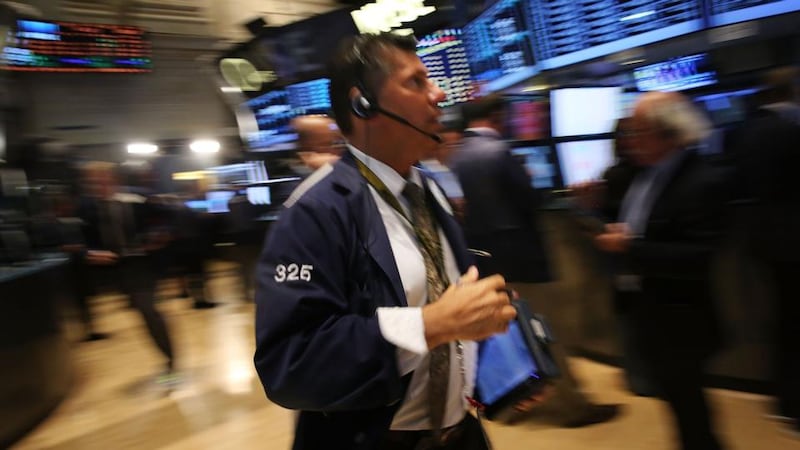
[348,144,422,199]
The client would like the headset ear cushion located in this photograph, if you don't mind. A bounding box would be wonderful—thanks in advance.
[351,94,376,119]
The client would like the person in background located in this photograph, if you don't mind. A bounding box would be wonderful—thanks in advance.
[77,161,176,381]
[418,120,465,220]
[254,33,543,450]
[571,118,658,397]
[734,66,800,433]
[449,93,620,428]
[595,91,731,450]
[291,115,344,173]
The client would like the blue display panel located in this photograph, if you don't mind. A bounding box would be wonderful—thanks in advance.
[243,89,294,150]
[710,0,800,26]
[633,53,717,92]
[527,0,704,70]
[2,20,152,72]
[286,78,331,115]
[416,29,474,107]
[462,0,538,93]
[243,79,331,151]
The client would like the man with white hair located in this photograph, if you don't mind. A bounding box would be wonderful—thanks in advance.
[595,91,731,450]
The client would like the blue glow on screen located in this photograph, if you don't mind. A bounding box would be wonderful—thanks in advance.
[634,54,717,92]
[710,0,800,26]
[462,0,538,93]
[527,1,704,70]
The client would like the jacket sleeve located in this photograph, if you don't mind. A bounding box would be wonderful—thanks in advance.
[253,196,405,412]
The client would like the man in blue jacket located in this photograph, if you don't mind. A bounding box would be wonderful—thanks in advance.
[254,33,527,449]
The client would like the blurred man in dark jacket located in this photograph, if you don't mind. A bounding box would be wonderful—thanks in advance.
[735,66,800,432]
[595,91,731,450]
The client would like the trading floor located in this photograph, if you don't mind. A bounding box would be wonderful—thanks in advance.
[9,261,800,450]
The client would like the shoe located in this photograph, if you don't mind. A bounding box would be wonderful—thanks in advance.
[193,300,218,309]
[563,404,621,428]
[82,332,111,342]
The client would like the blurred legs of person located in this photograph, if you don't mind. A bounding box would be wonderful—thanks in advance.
[71,253,110,341]
[120,256,176,375]
[509,282,621,428]
[633,299,725,450]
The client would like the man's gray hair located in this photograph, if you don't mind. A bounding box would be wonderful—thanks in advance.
[638,92,712,147]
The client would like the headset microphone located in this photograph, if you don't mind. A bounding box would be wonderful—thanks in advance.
[373,106,443,144]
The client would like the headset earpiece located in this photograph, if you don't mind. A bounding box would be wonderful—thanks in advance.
[351,91,377,119]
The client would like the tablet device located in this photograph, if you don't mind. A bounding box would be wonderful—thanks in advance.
[473,300,560,420]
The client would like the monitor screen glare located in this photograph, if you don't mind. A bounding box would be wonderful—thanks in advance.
[551,87,621,137]
[556,140,615,186]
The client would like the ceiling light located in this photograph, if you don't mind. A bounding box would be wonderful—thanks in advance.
[190,139,220,154]
[127,143,158,154]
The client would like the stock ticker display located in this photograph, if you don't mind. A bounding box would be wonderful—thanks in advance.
[528,0,704,69]
[2,20,152,72]
[416,29,473,107]
[709,0,800,25]
[286,78,331,115]
[244,78,331,150]
[462,0,537,89]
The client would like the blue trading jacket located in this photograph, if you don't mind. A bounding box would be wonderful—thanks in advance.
[253,151,472,450]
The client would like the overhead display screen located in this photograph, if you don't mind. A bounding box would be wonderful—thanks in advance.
[462,0,538,93]
[286,78,331,116]
[527,0,704,70]
[2,20,152,72]
[416,28,474,107]
[709,0,800,26]
[243,78,332,151]
[633,53,717,92]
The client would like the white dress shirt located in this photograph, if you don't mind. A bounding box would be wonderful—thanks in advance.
[349,146,477,430]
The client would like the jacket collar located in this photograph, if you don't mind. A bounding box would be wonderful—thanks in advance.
[331,151,471,305]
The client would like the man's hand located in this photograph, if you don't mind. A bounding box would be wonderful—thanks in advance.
[422,266,516,349]
[594,222,632,253]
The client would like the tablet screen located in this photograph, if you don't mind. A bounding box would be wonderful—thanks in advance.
[476,321,540,405]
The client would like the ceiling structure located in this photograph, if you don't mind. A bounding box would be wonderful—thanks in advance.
[3,0,479,45]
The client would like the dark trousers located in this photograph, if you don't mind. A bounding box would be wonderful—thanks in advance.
[770,262,800,419]
[632,299,724,450]
[379,414,491,450]
[86,256,174,369]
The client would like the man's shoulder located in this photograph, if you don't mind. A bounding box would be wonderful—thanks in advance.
[284,161,361,209]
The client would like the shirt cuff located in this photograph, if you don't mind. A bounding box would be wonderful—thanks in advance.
[377,307,429,374]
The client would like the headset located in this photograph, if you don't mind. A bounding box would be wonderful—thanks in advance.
[348,40,442,143]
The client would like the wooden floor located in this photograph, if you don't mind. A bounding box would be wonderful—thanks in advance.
[11,262,800,450]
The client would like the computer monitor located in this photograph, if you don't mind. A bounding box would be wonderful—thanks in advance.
[551,87,621,137]
[206,190,236,214]
[510,145,557,189]
[556,140,615,186]
[506,96,548,141]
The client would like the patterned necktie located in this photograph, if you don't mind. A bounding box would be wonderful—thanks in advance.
[402,181,451,431]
